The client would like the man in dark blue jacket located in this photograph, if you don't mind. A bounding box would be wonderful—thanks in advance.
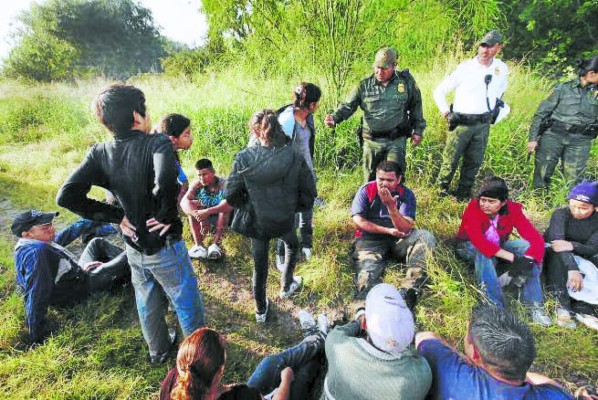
[12,210,127,345]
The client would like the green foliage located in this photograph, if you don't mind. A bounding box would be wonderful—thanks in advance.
[505,0,598,72]
[198,0,506,101]
[3,32,80,82]
[3,0,166,81]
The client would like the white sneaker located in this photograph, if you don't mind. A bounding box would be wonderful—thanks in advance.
[255,299,269,324]
[555,308,576,329]
[207,243,222,260]
[279,276,303,299]
[302,247,312,261]
[530,305,552,327]
[188,244,207,259]
[575,313,598,331]
[317,313,329,336]
[298,309,316,336]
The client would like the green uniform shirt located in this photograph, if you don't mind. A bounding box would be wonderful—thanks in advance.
[332,70,426,135]
[529,78,598,141]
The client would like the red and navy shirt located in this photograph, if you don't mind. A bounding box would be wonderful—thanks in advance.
[351,181,417,240]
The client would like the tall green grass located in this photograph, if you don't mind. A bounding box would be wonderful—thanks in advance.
[0,59,596,398]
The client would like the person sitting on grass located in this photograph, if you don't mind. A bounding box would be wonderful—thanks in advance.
[455,176,552,326]
[544,181,598,331]
[321,283,432,400]
[12,210,129,345]
[180,158,230,260]
[416,303,573,399]
[160,310,328,400]
[350,159,436,304]
[153,113,194,204]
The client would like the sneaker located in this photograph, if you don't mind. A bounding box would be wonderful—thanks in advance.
[168,326,177,346]
[575,313,598,331]
[279,276,303,299]
[298,309,316,336]
[207,243,223,260]
[188,244,207,259]
[530,305,552,327]
[276,253,285,272]
[302,247,312,261]
[555,307,576,329]
[255,299,269,324]
[317,313,329,336]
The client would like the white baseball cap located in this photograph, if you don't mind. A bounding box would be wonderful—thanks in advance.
[365,283,415,355]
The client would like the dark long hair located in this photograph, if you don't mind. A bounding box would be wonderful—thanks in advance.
[248,109,290,148]
[171,328,226,400]
[293,82,322,110]
[154,113,191,138]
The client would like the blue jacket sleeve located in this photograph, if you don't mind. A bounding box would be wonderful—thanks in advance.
[19,246,57,344]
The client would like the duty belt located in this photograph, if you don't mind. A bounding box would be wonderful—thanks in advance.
[363,126,405,140]
[551,119,587,135]
[453,111,492,125]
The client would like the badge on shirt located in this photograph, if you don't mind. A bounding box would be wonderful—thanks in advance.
[495,67,500,76]
[397,83,405,93]
[594,89,598,100]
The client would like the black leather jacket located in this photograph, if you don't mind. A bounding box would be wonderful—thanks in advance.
[56,130,182,254]
[226,144,316,240]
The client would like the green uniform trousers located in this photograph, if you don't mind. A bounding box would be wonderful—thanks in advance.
[533,130,593,189]
[352,229,436,299]
[362,136,407,182]
[437,122,490,196]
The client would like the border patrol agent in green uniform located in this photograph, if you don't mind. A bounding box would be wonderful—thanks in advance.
[325,47,426,182]
[528,56,598,190]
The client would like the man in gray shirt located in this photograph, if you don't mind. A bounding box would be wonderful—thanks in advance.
[321,283,431,400]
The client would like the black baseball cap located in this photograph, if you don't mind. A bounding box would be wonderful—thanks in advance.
[11,210,58,237]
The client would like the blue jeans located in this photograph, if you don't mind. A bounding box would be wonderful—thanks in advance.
[126,239,205,359]
[247,334,324,400]
[457,239,544,308]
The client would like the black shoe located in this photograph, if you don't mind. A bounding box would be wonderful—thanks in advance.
[400,288,420,313]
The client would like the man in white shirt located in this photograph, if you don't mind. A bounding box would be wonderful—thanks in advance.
[433,30,508,201]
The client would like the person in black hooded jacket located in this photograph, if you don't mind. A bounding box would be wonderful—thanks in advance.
[226,109,316,323]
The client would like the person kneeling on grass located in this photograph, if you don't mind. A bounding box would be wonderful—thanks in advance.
[180,158,230,260]
[416,303,573,400]
[160,311,328,400]
[321,283,432,400]
[455,176,552,326]
[544,181,598,331]
[226,109,316,323]
[12,210,129,345]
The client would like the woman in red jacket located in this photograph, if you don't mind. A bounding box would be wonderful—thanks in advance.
[455,176,552,326]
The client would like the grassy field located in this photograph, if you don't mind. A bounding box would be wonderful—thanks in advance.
[0,57,597,398]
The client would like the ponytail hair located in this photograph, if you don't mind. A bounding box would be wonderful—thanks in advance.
[248,109,290,148]
[171,328,226,400]
[293,82,322,110]
[153,113,191,138]
[577,56,598,77]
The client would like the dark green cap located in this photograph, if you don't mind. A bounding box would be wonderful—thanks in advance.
[373,47,398,68]
[480,30,503,46]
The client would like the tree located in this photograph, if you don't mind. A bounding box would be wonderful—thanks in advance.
[505,0,598,72]
[3,0,166,81]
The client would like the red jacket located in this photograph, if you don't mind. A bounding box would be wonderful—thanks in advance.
[456,199,545,263]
